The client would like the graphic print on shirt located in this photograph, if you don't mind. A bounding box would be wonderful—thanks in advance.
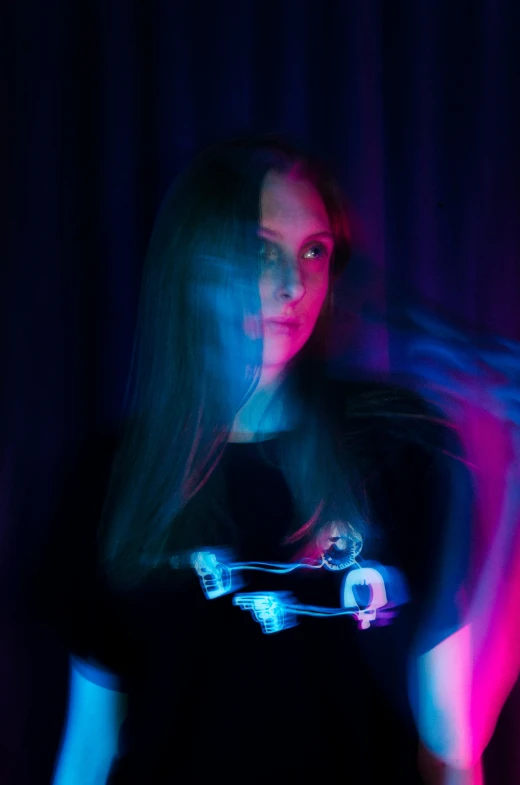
[190,528,410,634]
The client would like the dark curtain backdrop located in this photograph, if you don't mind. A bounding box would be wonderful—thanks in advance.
[2,1,519,783]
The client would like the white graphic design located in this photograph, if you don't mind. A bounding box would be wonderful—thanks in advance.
[343,567,388,629]
[191,551,233,599]
[190,548,409,633]
[233,593,295,634]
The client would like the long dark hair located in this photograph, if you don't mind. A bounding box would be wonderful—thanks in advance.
[98,135,391,590]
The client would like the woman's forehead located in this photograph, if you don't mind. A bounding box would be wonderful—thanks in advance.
[260,171,331,238]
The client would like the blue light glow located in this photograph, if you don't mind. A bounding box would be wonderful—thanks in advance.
[191,549,410,633]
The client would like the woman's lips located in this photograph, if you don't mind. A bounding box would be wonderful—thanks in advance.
[243,316,301,338]
[264,319,300,334]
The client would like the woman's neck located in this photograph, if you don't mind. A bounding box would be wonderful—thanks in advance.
[228,370,291,443]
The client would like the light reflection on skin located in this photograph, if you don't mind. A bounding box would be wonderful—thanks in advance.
[400,315,520,778]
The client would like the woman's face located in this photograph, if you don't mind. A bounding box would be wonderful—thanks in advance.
[256,170,333,378]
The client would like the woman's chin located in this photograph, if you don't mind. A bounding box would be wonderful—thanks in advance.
[262,337,307,367]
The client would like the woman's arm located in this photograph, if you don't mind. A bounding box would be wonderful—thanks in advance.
[410,457,520,772]
[407,315,520,775]
[52,657,128,785]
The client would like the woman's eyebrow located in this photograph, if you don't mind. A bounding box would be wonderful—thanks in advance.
[258,227,282,238]
[258,227,334,243]
[305,231,334,243]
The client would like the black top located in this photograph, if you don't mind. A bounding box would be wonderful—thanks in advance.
[34,380,472,783]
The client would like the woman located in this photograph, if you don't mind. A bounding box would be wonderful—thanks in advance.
[50,136,475,783]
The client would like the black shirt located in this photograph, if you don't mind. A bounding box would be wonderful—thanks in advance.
[36,381,472,783]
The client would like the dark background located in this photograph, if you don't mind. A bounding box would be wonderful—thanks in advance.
[1,1,519,782]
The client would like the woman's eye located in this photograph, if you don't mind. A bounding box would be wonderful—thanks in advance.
[303,244,327,260]
[260,241,330,265]
[260,242,279,263]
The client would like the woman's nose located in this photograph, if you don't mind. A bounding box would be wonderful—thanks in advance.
[276,256,305,302]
